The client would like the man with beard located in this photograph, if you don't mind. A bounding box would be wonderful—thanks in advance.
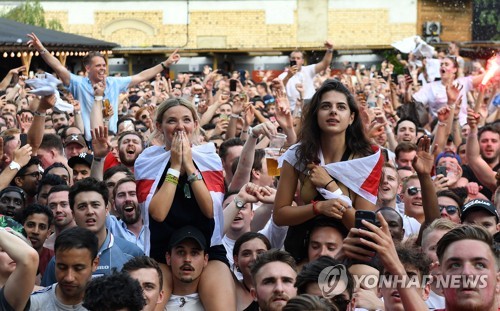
[11,157,43,207]
[30,227,98,310]
[103,132,143,173]
[464,122,500,199]
[27,33,180,142]
[107,176,146,251]
[435,225,500,311]
[165,226,209,311]
[250,249,298,311]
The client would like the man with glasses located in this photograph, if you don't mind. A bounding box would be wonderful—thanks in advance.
[436,190,463,224]
[11,157,43,206]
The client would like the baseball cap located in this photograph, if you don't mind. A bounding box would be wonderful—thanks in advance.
[263,95,275,105]
[168,226,207,251]
[68,152,93,169]
[435,151,462,166]
[64,134,86,148]
[461,199,499,223]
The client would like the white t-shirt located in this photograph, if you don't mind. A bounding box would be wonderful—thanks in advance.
[30,284,87,311]
[166,294,204,311]
[413,76,473,126]
[279,64,317,111]
[426,289,446,310]
[395,208,421,238]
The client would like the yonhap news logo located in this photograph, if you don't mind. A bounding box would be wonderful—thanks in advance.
[319,264,490,295]
[318,264,348,298]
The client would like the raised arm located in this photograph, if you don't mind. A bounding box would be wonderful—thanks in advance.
[414,136,440,246]
[314,41,334,74]
[129,49,180,87]
[27,33,71,85]
[466,108,497,191]
[228,122,276,192]
[27,94,56,155]
[0,66,26,91]
[1,227,39,311]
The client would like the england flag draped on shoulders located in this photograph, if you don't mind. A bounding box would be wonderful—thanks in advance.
[278,143,383,205]
[135,143,225,255]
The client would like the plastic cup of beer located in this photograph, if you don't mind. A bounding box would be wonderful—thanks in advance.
[269,133,287,149]
[265,148,281,177]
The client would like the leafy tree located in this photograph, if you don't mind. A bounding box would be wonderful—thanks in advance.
[474,0,499,41]
[1,0,63,31]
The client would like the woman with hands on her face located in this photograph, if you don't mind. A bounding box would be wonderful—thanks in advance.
[134,98,236,310]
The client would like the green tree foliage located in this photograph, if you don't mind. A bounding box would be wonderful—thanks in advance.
[1,0,63,31]
[475,0,499,40]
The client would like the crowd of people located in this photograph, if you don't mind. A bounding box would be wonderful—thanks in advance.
[0,32,498,311]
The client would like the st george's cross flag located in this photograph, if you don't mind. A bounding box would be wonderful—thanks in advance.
[134,143,225,255]
[279,144,383,206]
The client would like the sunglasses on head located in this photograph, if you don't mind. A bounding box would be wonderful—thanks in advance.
[407,186,422,196]
[439,205,459,215]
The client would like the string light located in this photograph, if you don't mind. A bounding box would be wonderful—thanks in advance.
[2,52,7,58]
[16,52,21,57]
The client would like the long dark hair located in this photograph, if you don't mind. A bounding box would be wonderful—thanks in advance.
[295,79,373,170]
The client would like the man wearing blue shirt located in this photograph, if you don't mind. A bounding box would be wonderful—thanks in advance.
[107,176,146,251]
[27,33,180,140]
[41,177,143,286]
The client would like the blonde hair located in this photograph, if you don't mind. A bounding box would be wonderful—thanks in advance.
[152,98,200,146]
[421,218,460,248]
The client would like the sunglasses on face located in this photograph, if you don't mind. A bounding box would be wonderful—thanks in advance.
[407,186,422,196]
[136,127,148,133]
[439,205,459,215]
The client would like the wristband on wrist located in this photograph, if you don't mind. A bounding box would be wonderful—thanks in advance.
[230,113,240,119]
[167,168,180,178]
[161,62,168,71]
[165,174,179,185]
[93,157,102,162]
[33,111,46,117]
[324,179,335,189]
[311,200,321,216]
[326,49,334,53]
[94,96,103,101]
[39,49,48,55]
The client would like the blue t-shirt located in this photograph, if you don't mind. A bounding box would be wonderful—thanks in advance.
[41,231,143,286]
[68,74,131,140]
